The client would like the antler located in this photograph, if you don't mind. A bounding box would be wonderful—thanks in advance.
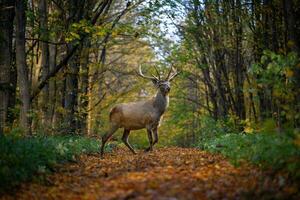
[138,64,179,82]
[137,65,159,81]
[152,66,161,80]
[166,66,179,81]
[166,66,173,80]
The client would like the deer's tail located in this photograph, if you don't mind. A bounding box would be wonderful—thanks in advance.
[109,106,118,121]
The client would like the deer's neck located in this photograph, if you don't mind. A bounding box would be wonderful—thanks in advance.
[153,91,169,116]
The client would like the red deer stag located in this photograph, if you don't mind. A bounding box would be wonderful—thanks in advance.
[100,65,179,157]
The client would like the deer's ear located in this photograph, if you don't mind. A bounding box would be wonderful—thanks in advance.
[151,79,159,86]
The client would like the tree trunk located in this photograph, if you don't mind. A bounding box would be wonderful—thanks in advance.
[78,42,90,135]
[201,67,218,119]
[211,53,228,118]
[38,0,50,126]
[233,0,246,120]
[0,0,15,135]
[15,0,31,135]
[48,44,57,128]
[283,0,300,128]
[64,0,84,134]
[7,49,17,126]
[64,49,80,134]
[283,0,298,52]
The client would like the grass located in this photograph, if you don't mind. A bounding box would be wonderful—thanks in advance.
[0,134,105,192]
[199,132,300,177]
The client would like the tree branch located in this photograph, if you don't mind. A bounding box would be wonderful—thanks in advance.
[25,37,66,45]
[30,0,134,101]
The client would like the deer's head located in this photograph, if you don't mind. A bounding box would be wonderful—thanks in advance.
[137,65,179,96]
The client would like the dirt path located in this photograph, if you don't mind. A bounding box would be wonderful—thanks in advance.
[2,147,299,200]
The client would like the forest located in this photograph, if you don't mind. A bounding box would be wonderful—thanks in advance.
[0,0,300,199]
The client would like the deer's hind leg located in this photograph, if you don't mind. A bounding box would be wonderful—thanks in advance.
[100,124,119,157]
[122,129,136,154]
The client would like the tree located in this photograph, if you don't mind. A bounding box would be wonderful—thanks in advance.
[15,0,31,135]
[38,0,50,125]
[0,0,16,135]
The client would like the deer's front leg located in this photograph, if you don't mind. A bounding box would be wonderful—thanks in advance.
[145,128,153,152]
[153,127,158,146]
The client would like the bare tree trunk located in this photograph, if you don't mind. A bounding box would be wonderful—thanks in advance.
[38,0,50,126]
[283,0,300,128]
[257,0,272,120]
[15,0,31,135]
[7,48,17,126]
[283,0,298,52]
[201,67,218,119]
[211,55,228,118]
[48,1,60,129]
[87,70,93,135]
[245,73,257,122]
[78,41,90,135]
[48,44,57,128]
[64,0,85,134]
[0,0,15,135]
[233,0,246,120]
[64,49,79,134]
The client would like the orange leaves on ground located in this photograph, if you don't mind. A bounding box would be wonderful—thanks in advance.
[1,147,299,200]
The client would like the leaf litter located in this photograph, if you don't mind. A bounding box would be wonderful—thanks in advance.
[1,147,299,200]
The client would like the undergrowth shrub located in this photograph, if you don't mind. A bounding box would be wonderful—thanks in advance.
[199,132,300,178]
[173,116,240,147]
[0,135,101,192]
[172,116,300,177]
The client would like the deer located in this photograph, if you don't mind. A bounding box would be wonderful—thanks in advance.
[100,65,179,157]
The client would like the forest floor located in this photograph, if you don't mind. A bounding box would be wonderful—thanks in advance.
[2,147,299,200]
